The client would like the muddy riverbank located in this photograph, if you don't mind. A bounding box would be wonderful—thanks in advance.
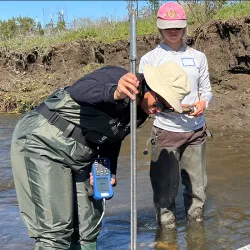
[1,18,250,132]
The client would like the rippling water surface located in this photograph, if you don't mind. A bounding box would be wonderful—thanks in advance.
[1,116,250,250]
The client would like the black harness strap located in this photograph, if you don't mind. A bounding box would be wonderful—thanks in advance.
[36,102,91,146]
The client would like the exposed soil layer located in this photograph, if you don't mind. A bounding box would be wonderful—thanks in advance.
[1,18,250,132]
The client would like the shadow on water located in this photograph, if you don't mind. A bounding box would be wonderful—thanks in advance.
[1,116,250,250]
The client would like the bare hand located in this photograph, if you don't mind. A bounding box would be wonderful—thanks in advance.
[114,73,139,101]
[189,100,206,116]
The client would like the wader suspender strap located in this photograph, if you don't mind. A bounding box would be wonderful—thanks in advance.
[36,102,90,146]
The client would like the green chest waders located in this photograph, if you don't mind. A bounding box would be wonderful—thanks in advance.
[11,89,102,250]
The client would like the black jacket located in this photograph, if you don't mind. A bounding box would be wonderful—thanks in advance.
[66,66,148,175]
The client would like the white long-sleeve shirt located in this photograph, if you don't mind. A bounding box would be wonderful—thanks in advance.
[139,43,213,132]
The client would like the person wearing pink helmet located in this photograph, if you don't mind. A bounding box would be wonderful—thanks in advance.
[139,1,213,228]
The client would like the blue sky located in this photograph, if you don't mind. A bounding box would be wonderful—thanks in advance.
[0,1,149,26]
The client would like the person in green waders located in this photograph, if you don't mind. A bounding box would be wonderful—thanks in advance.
[11,61,191,250]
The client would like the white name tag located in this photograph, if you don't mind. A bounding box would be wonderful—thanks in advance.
[182,58,195,67]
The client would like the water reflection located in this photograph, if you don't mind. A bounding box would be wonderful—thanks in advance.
[1,116,250,250]
[185,221,209,250]
[154,227,178,250]
[149,220,209,250]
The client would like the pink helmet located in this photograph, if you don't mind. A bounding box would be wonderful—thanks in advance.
[157,2,187,29]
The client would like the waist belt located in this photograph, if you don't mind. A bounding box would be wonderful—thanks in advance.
[36,102,91,147]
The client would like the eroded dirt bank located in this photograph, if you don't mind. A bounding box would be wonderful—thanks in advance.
[1,18,250,132]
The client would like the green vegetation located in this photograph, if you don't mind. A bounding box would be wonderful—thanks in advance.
[0,1,249,53]
[0,16,158,53]
[214,1,250,20]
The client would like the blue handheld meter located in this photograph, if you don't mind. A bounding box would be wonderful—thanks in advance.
[92,158,114,200]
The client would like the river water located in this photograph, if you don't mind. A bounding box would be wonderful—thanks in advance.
[0,115,250,250]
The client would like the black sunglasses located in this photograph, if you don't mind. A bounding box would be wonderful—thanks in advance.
[139,82,174,113]
[153,94,174,113]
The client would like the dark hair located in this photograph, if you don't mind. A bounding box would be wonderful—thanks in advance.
[136,73,151,101]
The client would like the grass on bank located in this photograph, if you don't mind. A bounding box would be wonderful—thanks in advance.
[214,1,250,20]
[1,2,250,53]
[0,16,157,54]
